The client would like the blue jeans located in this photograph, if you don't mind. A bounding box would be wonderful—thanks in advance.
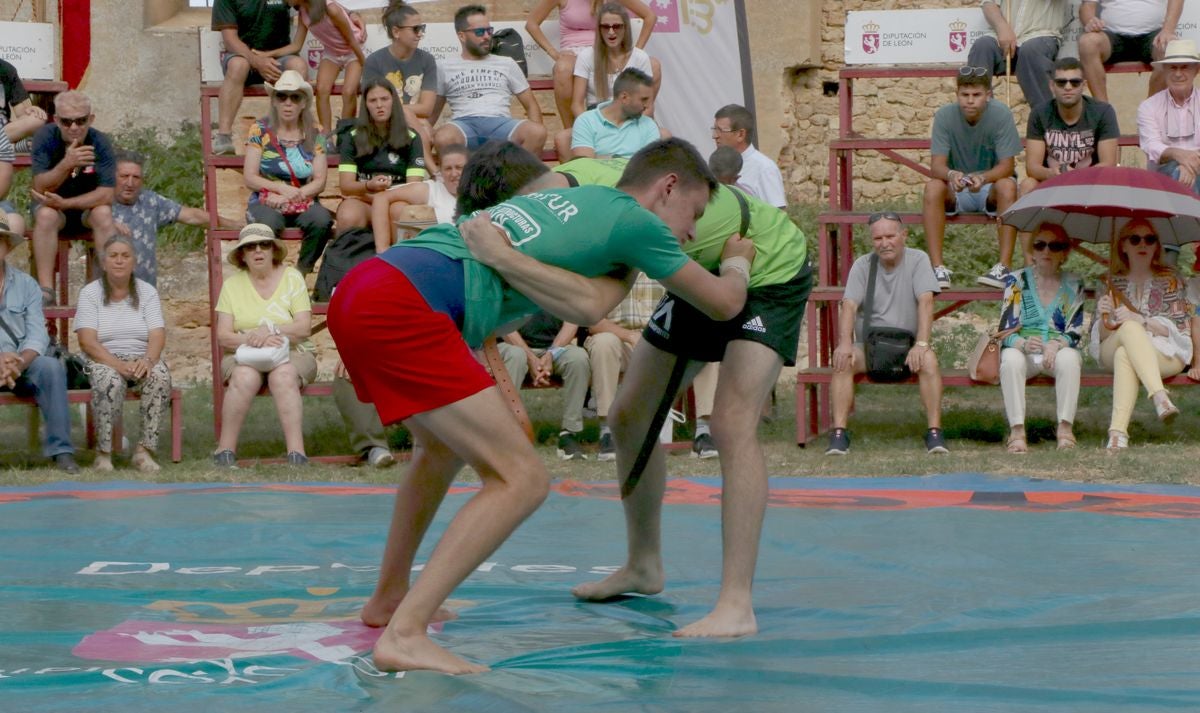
[7,355,73,457]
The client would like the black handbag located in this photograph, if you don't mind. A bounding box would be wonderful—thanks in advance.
[0,314,89,390]
[861,253,916,382]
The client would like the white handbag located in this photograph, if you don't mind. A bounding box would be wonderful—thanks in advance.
[234,319,290,372]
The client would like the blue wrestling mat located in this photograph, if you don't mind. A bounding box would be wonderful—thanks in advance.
[2,475,1199,712]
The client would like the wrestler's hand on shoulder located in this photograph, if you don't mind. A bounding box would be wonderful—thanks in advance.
[460,212,513,266]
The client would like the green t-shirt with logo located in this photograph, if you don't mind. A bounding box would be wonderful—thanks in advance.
[395,185,689,347]
[555,158,809,287]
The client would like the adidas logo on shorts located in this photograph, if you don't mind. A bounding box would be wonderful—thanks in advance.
[742,315,767,333]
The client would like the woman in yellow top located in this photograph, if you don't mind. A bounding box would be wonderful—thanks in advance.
[213,224,317,467]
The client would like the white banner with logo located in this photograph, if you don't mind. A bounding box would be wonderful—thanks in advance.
[846,2,1200,64]
[200,1,749,153]
[0,21,55,80]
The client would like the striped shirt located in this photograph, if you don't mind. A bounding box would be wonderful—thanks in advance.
[74,279,165,356]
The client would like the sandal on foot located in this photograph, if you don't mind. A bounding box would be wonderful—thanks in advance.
[1105,430,1129,453]
[1056,434,1076,450]
[1006,436,1028,454]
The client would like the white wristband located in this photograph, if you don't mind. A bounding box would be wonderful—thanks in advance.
[720,256,751,282]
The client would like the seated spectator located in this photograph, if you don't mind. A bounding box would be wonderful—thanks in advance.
[569,68,666,159]
[243,71,334,276]
[922,67,1021,290]
[0,115,25,238]
[527,0,657,128]
[1078,0,1177,103]
[711,104,786,209]
[362,1,439,167]
[210,0,307,155]
[708,146,743,186]
[432,5,546,156]
[1094,219,1189,452]
[967,0,1071,110]
[584,272,662,460]
[370,144,467,252]
[112,150,241,286]
[281,0,367,136]
[996,224,1084,453]
[498,312,591,460]
[74,236,171,473]
[0,220,77,472]
[0,58,48,145]
[826,212,946,456]
[213,224,318,467]
[30,90,117,303]
[336,77,427,234]
[1138,40,1200,194]
[1023,57,1119,261]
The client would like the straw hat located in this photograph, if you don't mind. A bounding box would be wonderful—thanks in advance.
[229,223,286,268]
[0,217,23,250]
[1152,39,1200,66]
[265,70,315,101]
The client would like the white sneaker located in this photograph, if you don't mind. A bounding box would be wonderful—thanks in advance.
[976,262,1011,288]
[933,265,952,290]
[366,446,395,468]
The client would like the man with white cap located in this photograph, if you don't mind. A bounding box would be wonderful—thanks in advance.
[1138,38,1200,194]
[0,219,78,472]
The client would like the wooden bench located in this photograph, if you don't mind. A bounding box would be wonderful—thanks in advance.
[0,387,185,462]
[794,367,1194,446]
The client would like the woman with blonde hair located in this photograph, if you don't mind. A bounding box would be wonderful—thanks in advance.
[243,70,334,275]
[1094,218,1192,451]
[525,0,657,127]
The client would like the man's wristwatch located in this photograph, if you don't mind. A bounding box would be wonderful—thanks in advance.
[915,340,930,349]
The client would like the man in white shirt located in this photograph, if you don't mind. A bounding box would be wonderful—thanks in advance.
[1078,0,1183,102]
[711,104,786,209]
[432,5,546,156]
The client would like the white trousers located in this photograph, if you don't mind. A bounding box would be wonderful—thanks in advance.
[999,346,1081,426]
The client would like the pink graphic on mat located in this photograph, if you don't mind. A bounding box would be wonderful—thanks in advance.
[72,620,447,663]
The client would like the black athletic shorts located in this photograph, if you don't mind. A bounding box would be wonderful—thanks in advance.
[1105,29,1157,64]
[643,263,812,366]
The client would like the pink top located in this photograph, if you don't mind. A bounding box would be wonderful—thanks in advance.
[558,0,596,51]
[301,1,366,57]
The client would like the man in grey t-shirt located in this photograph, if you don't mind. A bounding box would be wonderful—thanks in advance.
[827,212,946,455]
[431,5,545,156]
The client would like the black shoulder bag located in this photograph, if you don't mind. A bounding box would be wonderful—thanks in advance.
[861,253,916,382]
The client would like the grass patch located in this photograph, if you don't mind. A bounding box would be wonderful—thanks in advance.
[1,380,1197,487]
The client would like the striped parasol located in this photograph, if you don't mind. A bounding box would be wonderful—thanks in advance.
[1001,165,1200,245]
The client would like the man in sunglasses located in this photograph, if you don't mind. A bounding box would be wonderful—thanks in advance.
[363,1,437,140]
[29,91,117,304]
[1023,57,1119,260]
[922,67,1021,291]
[967,0,1071,110]
[432,5,546,157]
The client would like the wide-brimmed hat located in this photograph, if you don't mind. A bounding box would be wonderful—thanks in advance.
[1153,39,1200,66]
[229,223,286,268]
[265,70,314,101]
[0,217,23,249]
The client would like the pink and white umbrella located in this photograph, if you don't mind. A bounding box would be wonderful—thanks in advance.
[1001,165,1200,245]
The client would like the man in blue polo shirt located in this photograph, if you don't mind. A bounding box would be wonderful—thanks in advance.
[570,68,667,160]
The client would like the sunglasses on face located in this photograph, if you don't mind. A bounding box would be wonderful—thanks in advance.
[244,242,273,253]
[1032,241,1070,252]
[868,210,902,225]
[1124,233,1159,246]
[274,92,306,104]
[57,115,89,127]
[958,65,989,77]
[599,23,625,31]
[467,27,494,37]
[1053,77,1084,88]
[401,23,427,34]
